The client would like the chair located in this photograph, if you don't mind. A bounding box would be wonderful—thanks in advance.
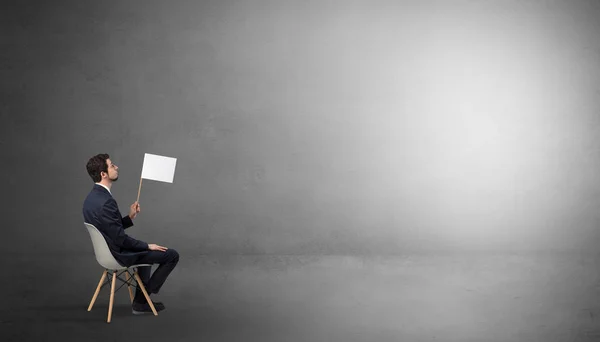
[84,222,158,323]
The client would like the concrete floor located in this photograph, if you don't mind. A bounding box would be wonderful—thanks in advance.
[3,252,600,341]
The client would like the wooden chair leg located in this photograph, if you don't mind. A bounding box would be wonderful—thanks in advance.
[107,270,117,323]
[133,270,158,316]
[88,270,107,311]
[125,270,134,303]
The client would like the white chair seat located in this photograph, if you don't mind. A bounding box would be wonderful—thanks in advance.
[85,222,153,270]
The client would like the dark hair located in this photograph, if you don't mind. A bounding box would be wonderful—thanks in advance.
[86,153,110,183]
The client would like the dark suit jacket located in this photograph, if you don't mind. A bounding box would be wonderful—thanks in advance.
[83,184,149,266]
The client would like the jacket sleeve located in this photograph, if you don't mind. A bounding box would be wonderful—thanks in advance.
[101,198,148,251]
[122,215,134,229]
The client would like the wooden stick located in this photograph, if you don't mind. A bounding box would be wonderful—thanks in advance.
[125,270,134,303]
[107,271,117,323]
[134,270,158,316]
[136,177,143,203]
[88,270,107,311]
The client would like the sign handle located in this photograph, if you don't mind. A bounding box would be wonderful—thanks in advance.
[136,177,143,203]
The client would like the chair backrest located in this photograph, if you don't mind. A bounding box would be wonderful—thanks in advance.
[84,223,124,270]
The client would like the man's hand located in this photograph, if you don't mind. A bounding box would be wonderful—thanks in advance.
[129,201,141,220]
[148,244,168,252]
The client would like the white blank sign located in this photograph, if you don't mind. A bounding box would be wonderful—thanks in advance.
[141,153,177,183]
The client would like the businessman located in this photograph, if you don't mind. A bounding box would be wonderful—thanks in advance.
[83,153,179,314]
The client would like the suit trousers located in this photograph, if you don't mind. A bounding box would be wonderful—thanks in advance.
[133,248,179,301]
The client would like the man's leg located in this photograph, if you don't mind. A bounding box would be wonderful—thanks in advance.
[133,249,179,304]
[133,266,152,303]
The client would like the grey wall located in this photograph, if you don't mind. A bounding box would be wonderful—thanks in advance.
[3,0,600,254]
[6,1,600,340]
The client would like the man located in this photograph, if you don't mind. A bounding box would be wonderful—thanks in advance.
[83,153,179,315]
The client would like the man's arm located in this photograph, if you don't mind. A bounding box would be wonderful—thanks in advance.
[121,215,133,229]
[101,199,148,251]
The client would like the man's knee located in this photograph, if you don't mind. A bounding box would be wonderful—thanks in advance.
[167,248,179,263]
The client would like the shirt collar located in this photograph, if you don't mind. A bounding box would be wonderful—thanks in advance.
[95,183,112,195]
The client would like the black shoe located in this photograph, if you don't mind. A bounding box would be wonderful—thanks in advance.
[149,301,165,310]
[132,300,165,314]
[133,294,165,310]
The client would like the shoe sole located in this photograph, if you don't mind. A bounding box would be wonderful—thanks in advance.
[132,309,153,315]
[132,308,165,315]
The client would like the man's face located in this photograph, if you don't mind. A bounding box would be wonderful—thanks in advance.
[102,159,119,182]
